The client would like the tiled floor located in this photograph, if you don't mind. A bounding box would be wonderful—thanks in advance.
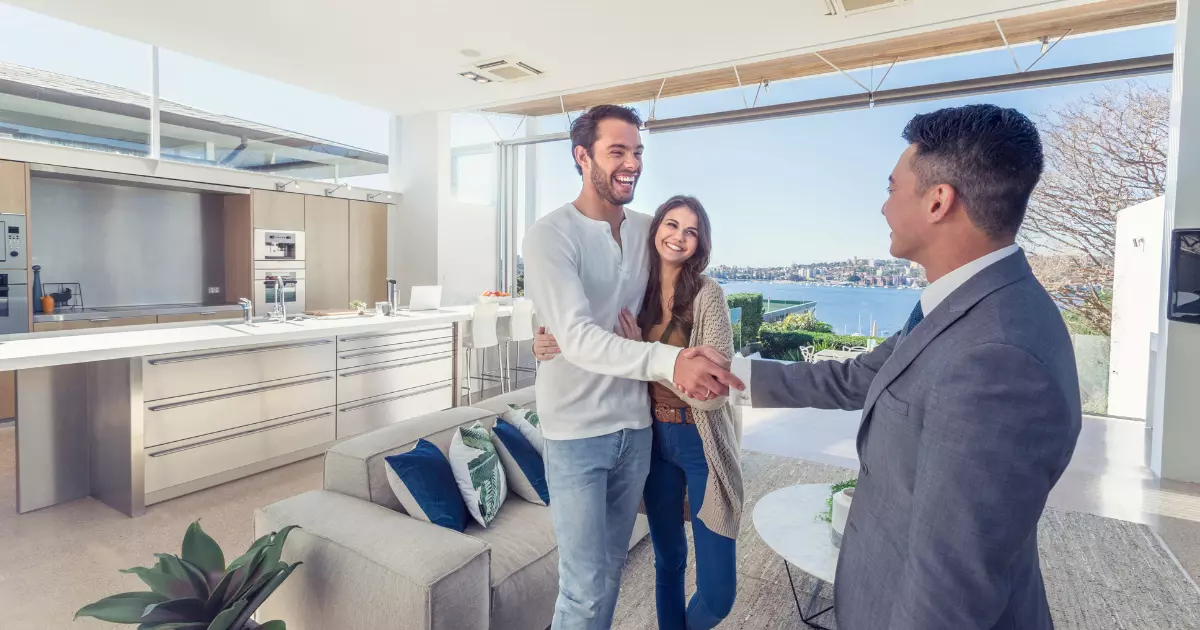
[1,388,1198,628]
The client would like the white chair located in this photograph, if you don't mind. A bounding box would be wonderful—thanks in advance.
[800,346,815,363]
[502,300,538,387]
[462,302,506,404]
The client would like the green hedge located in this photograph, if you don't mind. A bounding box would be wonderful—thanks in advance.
[759,327,886,360]
[726,293,763,343]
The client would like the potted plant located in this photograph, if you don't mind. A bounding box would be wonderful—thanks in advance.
[75,521,300,629]
[350,300,367,315]
[818,479,856,548]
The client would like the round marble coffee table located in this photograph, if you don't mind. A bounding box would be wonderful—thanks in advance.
[753,483,841,629]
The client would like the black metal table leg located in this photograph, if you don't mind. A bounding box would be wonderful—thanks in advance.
[784,560,834,629]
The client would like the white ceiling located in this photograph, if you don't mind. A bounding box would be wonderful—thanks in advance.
[7,0,1101,115]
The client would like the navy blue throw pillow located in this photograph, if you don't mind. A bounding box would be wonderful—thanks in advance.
[384,439,469,532]
[493,419,550,505]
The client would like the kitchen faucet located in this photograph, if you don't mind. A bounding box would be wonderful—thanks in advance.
[237,297,253,324]
[268,276,290,322]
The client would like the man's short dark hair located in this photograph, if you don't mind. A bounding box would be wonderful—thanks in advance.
[902,104,1044,239]
[570,104,643,175]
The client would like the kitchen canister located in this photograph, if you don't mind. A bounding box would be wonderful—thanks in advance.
[830,487,854,548]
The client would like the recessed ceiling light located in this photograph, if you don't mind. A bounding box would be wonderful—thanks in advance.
[461,49,481,58]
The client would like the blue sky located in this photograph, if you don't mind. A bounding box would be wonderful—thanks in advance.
[0,3,1176,267]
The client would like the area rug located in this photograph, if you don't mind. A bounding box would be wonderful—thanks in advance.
[612,450,1200,630]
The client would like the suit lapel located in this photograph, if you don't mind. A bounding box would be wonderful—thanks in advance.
[856,252,1036,454]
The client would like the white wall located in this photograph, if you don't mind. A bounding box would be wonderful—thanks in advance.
[1108,197,1165,419]
[390,112,498,307]
[1152,0,1200,482]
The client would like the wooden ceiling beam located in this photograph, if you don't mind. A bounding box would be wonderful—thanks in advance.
[484,0,1175,117]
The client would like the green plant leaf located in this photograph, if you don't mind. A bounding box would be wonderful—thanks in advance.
[75,591,168,623]
[140,597,208,623]
[120,562,194,600]
[226,532,273,571]
[256,621,287,630]
[225,562,301,630]
[206,599,247,630]
[182,521,226,587]
[154,554,211,601]
[137,623,208,630]
[233,565,285,606]
[214,548,267,612]
[251,526,299,585]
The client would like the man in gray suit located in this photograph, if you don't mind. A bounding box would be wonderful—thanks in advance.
[730,104,1082,629]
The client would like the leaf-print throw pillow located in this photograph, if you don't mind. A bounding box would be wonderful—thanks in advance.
[450,420,508,527]
[501,404,544,457]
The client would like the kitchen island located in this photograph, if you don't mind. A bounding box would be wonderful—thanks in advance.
[1,308,483,517]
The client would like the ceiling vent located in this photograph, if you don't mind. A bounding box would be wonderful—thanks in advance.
[824,0,907,16]
[465,58,544,83]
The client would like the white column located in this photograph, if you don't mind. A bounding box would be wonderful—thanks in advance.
[1151,0,1200,481]
[149,46,160,160]
[389,113,444,300]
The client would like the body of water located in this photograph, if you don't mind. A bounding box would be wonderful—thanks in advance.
[720,281,922,337]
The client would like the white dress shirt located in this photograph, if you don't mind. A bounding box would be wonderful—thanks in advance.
[523,203,681,440]
[731,245,1021,405]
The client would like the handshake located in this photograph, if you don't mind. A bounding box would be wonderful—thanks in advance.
[532,326,744,402]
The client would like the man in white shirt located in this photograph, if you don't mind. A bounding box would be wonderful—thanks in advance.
[523,104,742,630]
[726,105,1081,630]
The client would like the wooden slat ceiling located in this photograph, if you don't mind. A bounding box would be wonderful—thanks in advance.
[485,0,1175,117]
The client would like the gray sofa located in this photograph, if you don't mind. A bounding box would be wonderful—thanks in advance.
[254,387,650,630]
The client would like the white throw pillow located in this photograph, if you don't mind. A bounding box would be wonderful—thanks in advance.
[501,404,544,457]
[449,420,508,527]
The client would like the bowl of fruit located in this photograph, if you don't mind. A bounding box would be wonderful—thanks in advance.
[479,290,513,305]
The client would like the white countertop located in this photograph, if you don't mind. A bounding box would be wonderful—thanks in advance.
[0,307,481,371]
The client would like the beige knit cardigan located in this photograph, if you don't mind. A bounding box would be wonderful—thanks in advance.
[657,275,745,539]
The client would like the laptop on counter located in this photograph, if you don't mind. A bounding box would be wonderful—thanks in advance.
[397,285,449,314]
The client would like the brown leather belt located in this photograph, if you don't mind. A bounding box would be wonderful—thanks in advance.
[653,402,693,424]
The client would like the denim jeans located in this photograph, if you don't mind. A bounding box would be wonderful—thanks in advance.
[644,415,738,630]
[545,426,652,630]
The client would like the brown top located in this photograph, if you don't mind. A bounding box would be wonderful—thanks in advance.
[645,309,690,408]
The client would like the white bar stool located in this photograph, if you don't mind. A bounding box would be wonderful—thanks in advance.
[462,302,506,404]
[502,300,538,388]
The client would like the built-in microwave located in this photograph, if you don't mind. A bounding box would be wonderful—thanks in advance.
[253,268,306,316]
[253,229,305,268]
[0,213,26,268]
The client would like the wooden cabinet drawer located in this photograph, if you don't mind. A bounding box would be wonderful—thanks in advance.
[143,338,336,401]
[336,382,452,439]
[144,372,335,448]
[336,352,453,405]
[145,408,335,494]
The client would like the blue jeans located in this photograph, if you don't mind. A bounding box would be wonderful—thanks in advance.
[644,416,738,630]
[545,426,652,630]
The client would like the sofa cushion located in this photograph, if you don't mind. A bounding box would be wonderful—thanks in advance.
[499,404,544,457]
[384,439,469,531]
[492,420,549,506]
[255,490,491,630]
[469,387,537,417]
[466,499,559,630]
[450,421,508,528]
[325,406,496,511]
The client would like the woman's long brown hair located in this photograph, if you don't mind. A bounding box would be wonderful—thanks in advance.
[637,195,713,336]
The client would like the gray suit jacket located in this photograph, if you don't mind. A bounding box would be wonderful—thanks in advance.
[752,252,1081,630]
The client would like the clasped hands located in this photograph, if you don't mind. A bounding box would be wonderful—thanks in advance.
[532,309,744,401]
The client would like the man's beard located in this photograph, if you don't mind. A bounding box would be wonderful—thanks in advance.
[591,165,636,205]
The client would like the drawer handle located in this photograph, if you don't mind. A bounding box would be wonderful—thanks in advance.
[339,327,452,343]
[148,412,333,458]
[89,318,111,322]
[199,312,218,315]
[338,340,451,360]
[147,375,333,411]
[337,353,451,378]
[148,339,333,365]
[338,381,452,413]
